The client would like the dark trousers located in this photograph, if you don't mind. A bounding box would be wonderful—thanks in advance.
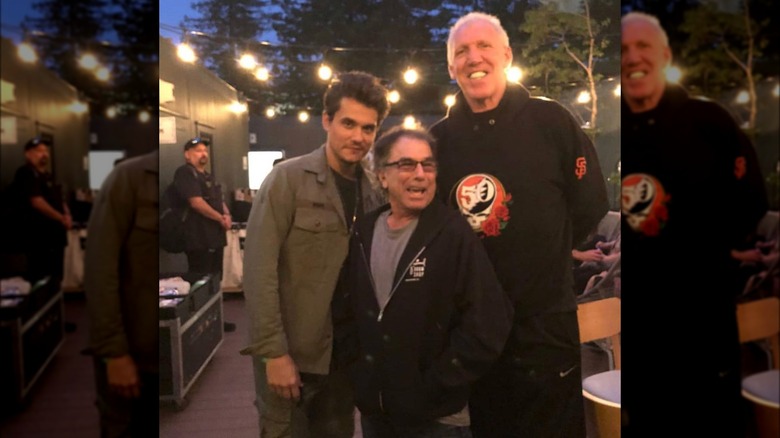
[253,357,354,438]
[361,414,472,438]
[185,248,224,279]
[469,311,586,438]
[93,358,158,438]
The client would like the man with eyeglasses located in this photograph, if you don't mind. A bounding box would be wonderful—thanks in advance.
[170,137,231,278]
[430,12,609,437]
[240,71,389,437]
[346,126,512,437]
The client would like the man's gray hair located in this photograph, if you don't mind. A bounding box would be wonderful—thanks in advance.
[622,12,669,48]
[447,12,510,66]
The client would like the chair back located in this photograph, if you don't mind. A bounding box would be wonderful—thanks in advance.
[577,297,621,369]
[737,297,780,369]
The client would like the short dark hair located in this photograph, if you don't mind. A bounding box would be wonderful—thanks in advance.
[371,126,437,172]
[24,137,50,151]
[323,71,390,125]
[183,137,209,151]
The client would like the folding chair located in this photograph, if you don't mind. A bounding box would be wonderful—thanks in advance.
[578,297,621,438]
[736,297,779,438]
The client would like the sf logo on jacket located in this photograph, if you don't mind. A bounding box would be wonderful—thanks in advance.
[450,173,512,238]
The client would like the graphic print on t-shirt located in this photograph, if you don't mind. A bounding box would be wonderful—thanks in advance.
[621,173,670,237]
[450,173,512,238]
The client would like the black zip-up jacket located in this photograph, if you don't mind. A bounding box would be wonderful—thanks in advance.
[430,85,609,319]
[347,200,513,425]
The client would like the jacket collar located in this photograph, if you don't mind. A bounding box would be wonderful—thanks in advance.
[621,83,690,119]
[303,143,377,228]
[358,199,452,280]
[447,84,532,128]
[143,150,159,174]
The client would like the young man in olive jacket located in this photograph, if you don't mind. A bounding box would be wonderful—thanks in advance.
[241,72,390,437]
[84,150,159,437]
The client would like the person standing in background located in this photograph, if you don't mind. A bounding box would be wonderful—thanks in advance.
[9,137,71,285]
[171,137,231,278]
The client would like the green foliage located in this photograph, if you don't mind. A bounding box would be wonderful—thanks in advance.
[23,0,111,103]
[183,0,274,110]
[679,1,761,95]
[22,0,158,110]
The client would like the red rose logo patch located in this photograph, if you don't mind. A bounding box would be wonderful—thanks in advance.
[451,174,512,237]
[621,173,670,237]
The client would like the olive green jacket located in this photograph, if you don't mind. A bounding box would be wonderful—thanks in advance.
[84,150,159,373]
[240,145,380,374]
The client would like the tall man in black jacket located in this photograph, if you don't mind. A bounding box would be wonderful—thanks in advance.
[620,12,767,436]
[430,12,609,437]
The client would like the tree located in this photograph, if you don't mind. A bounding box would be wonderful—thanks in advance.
[680,0,768,129]
[271,0,449,114]
[22,0,158,112]
[110,0,158,111]
[182,0,273,112]
[520,0,615,132]
[22,0,111,104]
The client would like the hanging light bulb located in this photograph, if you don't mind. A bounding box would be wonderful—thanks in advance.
[229,102,248,114]
[318,64,333,81]
[95,67,110,82]
[298,111,310,123]
[255,66,270,81]
[265,107,276,119]
[444,94,457,108]
[106,106,117,118]
[403,68,419,85]
[576,90,591,104]
[17,42,38,63]
[506,66,523,83]
[177,43,197,63]
[239,53,257,69]
[665,66,682,83]
[403,115,417,129]
[68,101,88,114]
[735,90,749,104]
[78,53,99,70]
[138,110,150,123]
[388,90,400,103]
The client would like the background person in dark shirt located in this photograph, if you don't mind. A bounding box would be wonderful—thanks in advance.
[9,137,71,286]
[171,138,231,277]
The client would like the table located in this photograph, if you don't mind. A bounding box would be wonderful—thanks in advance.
[0,278,64,409]
[159,274,224,409]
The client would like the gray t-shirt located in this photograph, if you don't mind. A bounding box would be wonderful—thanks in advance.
[370,210,418,310]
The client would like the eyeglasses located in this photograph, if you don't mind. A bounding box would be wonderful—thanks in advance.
[383,159,437,173]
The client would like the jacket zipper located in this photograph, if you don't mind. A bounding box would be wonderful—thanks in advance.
[376,246,426,322]
[358,232,426,414]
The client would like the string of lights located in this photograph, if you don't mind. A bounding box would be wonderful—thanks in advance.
[159,23,532,121]
[3,22,158,121]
